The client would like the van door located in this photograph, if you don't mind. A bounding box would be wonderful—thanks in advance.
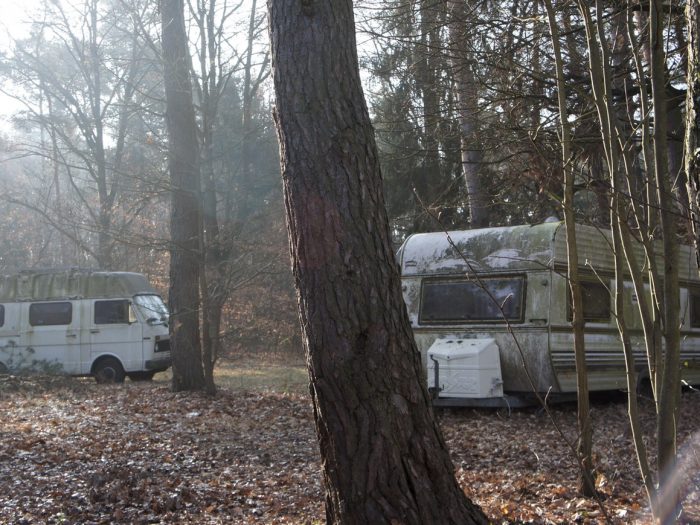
[89,299,143,372]
[22,301,81,374]
[0,303,21,371]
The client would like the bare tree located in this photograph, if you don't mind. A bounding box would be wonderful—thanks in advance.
[687,0,700,272]
[543,0,594,497]
[0,0,162,270]
[187,0,271,392]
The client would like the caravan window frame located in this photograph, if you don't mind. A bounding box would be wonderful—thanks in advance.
[418,275,526,325]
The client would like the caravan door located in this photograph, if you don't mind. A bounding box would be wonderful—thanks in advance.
[88,299,143,373]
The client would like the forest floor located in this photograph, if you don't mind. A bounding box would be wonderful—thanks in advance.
[0,361,699,524]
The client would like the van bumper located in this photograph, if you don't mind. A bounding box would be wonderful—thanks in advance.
[145,357,171,371]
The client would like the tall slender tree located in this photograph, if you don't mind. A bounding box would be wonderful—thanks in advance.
[687,0,700,272]
[448,0,488,227]
[543,0,594,497]
[161,0,206,391]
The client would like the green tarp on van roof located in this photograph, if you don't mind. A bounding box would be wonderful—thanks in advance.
[0,270,157,301]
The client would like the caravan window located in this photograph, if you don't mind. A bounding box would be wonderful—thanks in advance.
[420,276,525,324]
[95,300,131,324]
[691,293,700,328]
[0,305,4,327]
[568,281,610,322]
[29,302,72,326]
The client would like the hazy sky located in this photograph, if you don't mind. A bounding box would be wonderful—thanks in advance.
[1,0,38,45]
[0,0,40,129]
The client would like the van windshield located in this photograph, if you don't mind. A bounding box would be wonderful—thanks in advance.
[134,294,169,325]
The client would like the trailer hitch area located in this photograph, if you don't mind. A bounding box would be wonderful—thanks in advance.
[428,355,442,400]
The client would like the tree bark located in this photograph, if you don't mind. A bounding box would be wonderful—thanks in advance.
[448,0,488,228]
[161,0,206,391]
[267,1,488,523]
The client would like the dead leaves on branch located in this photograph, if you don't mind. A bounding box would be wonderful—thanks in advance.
[0,376,699,523]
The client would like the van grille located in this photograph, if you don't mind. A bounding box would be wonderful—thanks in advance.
[155,339,171,353]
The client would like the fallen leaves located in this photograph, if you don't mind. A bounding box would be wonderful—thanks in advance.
[0,375,699,523]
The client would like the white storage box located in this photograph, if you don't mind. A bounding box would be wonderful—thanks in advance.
[427,338,503,398]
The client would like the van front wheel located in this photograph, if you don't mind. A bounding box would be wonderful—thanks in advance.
[93,358,126,384]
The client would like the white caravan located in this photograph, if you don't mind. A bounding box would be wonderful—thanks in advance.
[397,221,700,406]
[0,269,171,382]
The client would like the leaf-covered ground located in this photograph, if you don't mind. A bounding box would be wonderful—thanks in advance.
[1,375,699,524]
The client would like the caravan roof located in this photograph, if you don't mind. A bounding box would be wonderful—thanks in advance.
[396,222,668,276]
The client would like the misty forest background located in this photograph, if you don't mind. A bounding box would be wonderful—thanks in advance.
[0,0,694,362]
[2,0,700,522]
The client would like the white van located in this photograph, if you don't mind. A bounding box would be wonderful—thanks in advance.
[397,221,700,406]
[0,269,171,382]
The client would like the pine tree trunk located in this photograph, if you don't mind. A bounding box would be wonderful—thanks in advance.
[267,1,488,523]
[413,0,443,231]
[161,0,206,391]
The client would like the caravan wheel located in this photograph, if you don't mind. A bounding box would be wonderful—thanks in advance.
[636,376,654,400]
[93,357,126,384]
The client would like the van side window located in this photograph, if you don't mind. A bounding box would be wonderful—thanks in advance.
[568,281,610,322]
[29,302,72,326]
[95,300,130,324]
[691,293,700,328]
[0,305,4,327]
[420,276,525,324]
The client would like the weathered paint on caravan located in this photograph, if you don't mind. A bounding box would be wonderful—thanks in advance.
[398,222,700,404]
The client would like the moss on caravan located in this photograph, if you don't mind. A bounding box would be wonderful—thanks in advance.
[0,269,171,382]
[398,221,700,406]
